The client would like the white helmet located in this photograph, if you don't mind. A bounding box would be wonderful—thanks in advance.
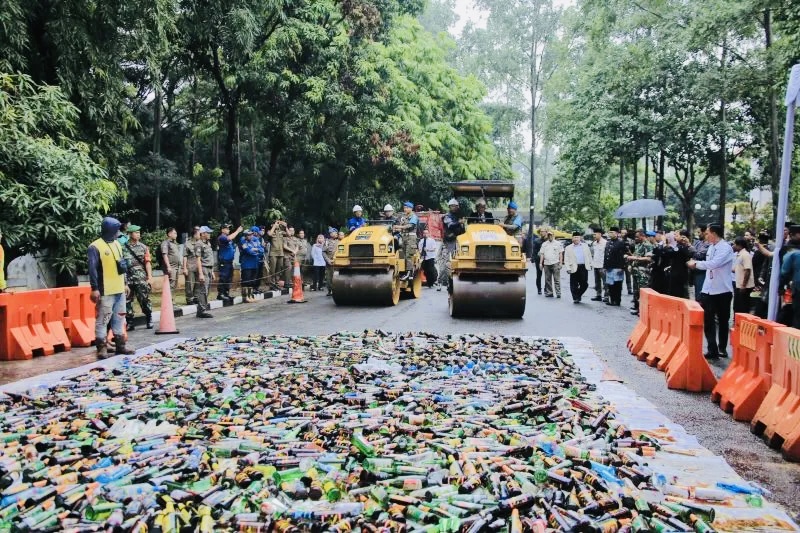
[447,198,459,206]
[352,205,363,213]
[383,204,394,212]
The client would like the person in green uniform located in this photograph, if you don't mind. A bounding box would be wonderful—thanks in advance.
[194,226,215,318]
[625,229,654,316]
[395,202,419,280]
[122,225,154,329]
[183,226,200,305]
[268,218,287,289]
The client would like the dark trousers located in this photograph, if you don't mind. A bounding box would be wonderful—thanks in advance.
[570,265,589,301]
[534,261,543,292]
[733,288,752,314]
[218,261,233,296]
[241,268,258,290]
[422,259,437,288]
[313,266,325,290]
[693,271,706,300]
[609,281,623,305]
[700,292,733,356]
[625,269,632,293]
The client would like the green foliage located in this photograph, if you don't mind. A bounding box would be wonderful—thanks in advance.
[139,230,168,268]
[0,74,118,275]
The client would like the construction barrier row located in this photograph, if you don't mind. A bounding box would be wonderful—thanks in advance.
[626,288,718,392]
[0,287,95,361]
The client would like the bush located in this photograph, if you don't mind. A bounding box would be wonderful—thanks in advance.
[140,230,167,269]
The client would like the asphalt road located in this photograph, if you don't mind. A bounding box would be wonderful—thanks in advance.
[2,270,799,518]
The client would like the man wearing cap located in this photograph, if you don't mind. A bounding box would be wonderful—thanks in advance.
[590,229,607,302]
[268,218,287,289]
[395,202,419,280]
[216,224,243,302]
[348,205,366,232]
[501,202,523,239]
[87,217,134,357]
[625,229,654,316]
[122,225,154,330]
[688,223,735,358]
[323,227,339,295]
[439,199,465,290]
[183,226,200,305]
[467,198,494,224]
[193,226,215,318]
[160,227,181,296]
[239,229,262,303]
[539,230,563,298]
[780,225,800,328]
[564,232,592,303]
[603,227,627,306]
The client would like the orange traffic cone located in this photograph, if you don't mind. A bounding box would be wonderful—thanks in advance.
[156,275,180,334]
[287,261,307,304]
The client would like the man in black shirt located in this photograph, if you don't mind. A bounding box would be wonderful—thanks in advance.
[603,227,627,306]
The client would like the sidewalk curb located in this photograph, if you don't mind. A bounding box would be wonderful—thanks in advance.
[128,288,291,328]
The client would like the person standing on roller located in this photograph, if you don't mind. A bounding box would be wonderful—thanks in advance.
[500,201,523,239]
[394,201,419,280]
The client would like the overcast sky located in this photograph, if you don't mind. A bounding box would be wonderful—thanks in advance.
[451,0,488,35]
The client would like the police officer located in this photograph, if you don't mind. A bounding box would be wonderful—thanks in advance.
[348,205,366,232]
[216,223,243,302]
[122,225,154,330]
[183,226,200,305]
[195,226,214,318]
[239,229,263,303]
[625,229,653,316]
[395,201,419,280]
[160,227,181,295]
[323,227,339,295]
[501,201,523,239]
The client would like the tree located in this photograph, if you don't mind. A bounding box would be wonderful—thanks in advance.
[0,74,118,275]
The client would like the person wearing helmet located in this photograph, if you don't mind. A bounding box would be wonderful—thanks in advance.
[501,201,523,238]
[87,217,134,357]
[348,205,366,232]
[467,198,494,224]
[381,204,397,224]
[395,201,419,280]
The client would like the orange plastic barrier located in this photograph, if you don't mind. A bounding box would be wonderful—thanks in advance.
[626,288,652,355]
[626,290,717,392]
[58,286,96,347]
[751,326,800,460]
[712,314,779,422]
[0,290,71,361]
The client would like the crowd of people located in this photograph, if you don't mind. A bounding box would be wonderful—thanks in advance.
[527,223,800,359]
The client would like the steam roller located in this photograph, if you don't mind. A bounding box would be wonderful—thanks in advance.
[447,180,528,318]
[331,224,422,306]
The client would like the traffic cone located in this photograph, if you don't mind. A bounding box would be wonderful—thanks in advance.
[287,261,307,304]
[156,275,180,334]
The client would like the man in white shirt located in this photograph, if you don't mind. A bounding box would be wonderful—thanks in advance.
[590,229,607,302]
[539,231,564,298]
[418,228,440,289]
[564,231,593,303]
[733,236,755,313]
[687,223,735,359]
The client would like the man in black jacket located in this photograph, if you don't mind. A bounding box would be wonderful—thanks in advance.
[603,227,627,306]
[528,229,545,295]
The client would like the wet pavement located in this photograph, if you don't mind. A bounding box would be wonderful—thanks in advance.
[2,270,799,518]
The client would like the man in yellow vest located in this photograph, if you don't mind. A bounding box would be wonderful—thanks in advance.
[88,217,134,357]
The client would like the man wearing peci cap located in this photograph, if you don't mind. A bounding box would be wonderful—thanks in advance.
[216,223,243,302]
[87,217,134,357]
[193,226,215,318]
[395,202,419,280]
[501,201,523,239]
[564,231,592,303]
[122,224,154,330]
[348,205,366,232]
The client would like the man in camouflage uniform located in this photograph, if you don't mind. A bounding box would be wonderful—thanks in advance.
[395,201,419,280]
[323,227,339,296]
[625,229,653,316]
[122,225,154,329]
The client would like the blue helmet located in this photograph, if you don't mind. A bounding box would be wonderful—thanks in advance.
[508,201,518,210]
[101,217,122,242]
[403,201,414,208]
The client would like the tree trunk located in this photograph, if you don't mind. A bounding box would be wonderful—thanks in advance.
[528,38,537,242]
[657,150,665,230]
[153,85,162,229]
[619,155,624,209]
[718,43,728,228]
[764,9,780,224]
[224,104,243,225]
[264,137,284,209]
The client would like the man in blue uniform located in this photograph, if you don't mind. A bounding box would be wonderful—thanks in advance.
[348,205,366,232]
[501,201,523,238]
[216,223,243,302]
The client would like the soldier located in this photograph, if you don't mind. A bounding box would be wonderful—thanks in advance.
[194,226,215,318]
[625,229,653,316]
[216,223,243,302]
[122,225,154,330]
[394,201,419,280]
[183,226,200,305]
[323,227,339,295]
[500,201,523,240]
[160,227,182,295]
[268,218,287,289]
[438,199,464,291]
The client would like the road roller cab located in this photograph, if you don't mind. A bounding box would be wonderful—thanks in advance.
[448,181,528,318]
[331,223,422,306]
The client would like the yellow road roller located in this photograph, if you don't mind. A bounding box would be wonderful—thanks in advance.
[331,223,422,306]
[448,181,528,318]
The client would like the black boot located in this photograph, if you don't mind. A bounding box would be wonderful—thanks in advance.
[114,335,135,355]
[146,314,154,329]
[126,316,135,331]
[95,337,107,358]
